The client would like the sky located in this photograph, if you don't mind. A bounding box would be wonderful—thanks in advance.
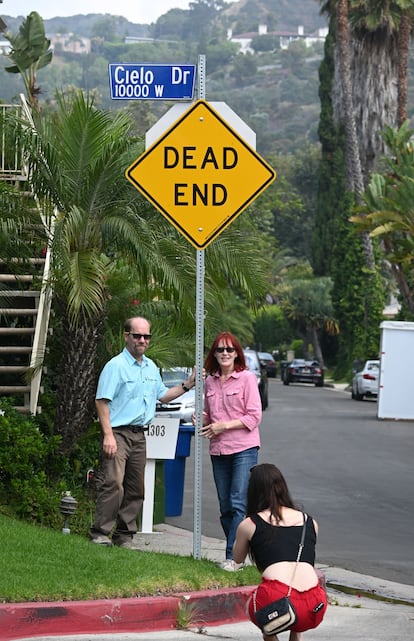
[2,1,197,25]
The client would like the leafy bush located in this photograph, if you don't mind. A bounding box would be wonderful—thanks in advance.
[0,398,104,534]
[290,338,304,357]
[0,399,63,525]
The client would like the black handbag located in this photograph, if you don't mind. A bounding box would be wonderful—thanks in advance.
[254,594,297,634]
[253,513,307,635]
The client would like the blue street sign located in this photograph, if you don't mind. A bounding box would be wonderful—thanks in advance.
[108,64,196,100]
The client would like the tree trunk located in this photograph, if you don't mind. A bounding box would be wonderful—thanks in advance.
[383,238,414,315]
[53,307,105,455]
[397,13,410,128]
[309,324,324,367]
[334,0,375,271]
[351,32,398,181]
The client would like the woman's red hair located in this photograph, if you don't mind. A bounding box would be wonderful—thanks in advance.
[204,331,246,374]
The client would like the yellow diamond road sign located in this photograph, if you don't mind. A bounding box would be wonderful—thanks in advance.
[126,100,276,249]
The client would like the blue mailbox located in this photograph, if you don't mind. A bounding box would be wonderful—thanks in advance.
[164,424,195,517]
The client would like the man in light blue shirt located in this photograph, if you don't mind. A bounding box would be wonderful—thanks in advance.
[89,316,195,548]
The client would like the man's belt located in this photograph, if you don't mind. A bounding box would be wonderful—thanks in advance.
[113,424,149,433]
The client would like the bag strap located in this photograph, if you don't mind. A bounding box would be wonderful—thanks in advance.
[252,512,308,612]
[287,512,307,597]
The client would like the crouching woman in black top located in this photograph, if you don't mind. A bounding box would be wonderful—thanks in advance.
[233,463,327,641]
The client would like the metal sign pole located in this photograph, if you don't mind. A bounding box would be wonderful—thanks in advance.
[124,54,275,556]
[193,54,206,560]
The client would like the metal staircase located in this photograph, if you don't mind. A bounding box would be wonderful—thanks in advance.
[0,95,54,414]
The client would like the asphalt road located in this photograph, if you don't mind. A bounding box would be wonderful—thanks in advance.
[166,379,414,586]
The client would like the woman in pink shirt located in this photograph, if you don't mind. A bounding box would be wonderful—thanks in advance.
[199,331,262,571]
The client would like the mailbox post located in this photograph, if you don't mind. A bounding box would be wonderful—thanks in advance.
[141,418,179,533]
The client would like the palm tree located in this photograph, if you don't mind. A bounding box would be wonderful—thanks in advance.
[18,90,269,454]
[316,1,411,367]
[318,0,414,270]
[349,0,414,128]
[323,0,376,268]
[321,1,414,177]
[346,1,399,179]
[351,123,414,315]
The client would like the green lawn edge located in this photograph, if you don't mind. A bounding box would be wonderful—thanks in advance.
[1,514,259,602]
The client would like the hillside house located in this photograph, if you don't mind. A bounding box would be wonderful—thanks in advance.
[228,24,328,54]
[51,33,91,54]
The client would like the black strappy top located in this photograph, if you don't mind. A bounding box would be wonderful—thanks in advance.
[249,513,316,572]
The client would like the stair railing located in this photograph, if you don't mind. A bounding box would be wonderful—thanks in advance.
[0,94,55,414]
[19,94,56,415]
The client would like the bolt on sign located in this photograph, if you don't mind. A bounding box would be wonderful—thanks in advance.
[126,100,276,249]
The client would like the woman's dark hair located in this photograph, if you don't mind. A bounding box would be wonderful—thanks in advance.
[204,331,246,374]
[246,463,298,523]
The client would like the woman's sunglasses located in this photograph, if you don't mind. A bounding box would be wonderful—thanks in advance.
[215,346,236,353]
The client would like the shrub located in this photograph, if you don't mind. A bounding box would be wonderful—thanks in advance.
[0,399,63,525]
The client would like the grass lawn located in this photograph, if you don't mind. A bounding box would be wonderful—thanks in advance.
[1,514,260,603]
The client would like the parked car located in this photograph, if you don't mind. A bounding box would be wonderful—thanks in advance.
[155,367,195,423]
[351,359,380,401]
[283,358,324,387]
[243,349,269,410]
[258,351,277,378]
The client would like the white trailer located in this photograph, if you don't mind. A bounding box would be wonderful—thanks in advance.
[378,320,414,420]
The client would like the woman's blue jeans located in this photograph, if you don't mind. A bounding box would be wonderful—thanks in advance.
[211,446,258,559]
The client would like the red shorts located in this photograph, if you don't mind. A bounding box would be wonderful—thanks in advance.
[248,577,327,633]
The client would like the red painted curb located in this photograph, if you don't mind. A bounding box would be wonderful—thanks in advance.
[0,586,253,640]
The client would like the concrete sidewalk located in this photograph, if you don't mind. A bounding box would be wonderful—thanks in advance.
[3,524,414,641]
[132,523,414,603]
